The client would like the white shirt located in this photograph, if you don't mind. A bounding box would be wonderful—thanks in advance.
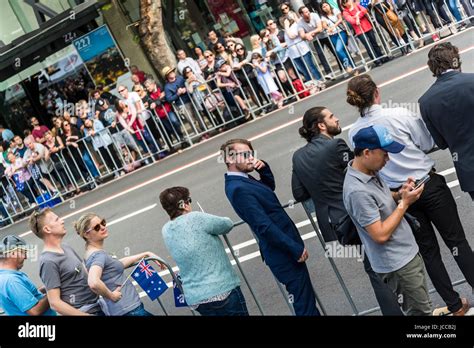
[226,171,249,178]
[297,13,328,39]
[348,104,436,188]
[321,9,343,34]
[125,91,148,120]
[177,58,203,78]
[284,23,311,59]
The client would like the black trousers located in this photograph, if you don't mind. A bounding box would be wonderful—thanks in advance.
[313,37,342,73]
[363,253,404,315]
[357,30,384,60]
[469,191,474,201]
[98,144,121,173]
[408,173,474,312]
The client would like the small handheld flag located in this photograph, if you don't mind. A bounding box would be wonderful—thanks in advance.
[131,259,168,300]
[173,272,188,307]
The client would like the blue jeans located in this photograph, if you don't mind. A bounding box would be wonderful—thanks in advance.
[330,31,354,69]
[162,111,184,141]
[196,286,249,316]
[448,0,462,22]
[293,52,322,82]
[124,303,153,316]
[82,151,99,178]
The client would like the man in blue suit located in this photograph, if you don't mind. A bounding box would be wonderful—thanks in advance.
[221,138,320,316]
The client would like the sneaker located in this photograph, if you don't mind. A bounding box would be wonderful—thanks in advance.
[458,23,467,31]
[453,298,470,316]
[432,33,440,42]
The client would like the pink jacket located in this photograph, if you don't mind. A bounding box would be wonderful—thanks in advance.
[342,4,373,36]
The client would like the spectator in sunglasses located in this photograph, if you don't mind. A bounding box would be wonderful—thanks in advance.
[75,213,159,316]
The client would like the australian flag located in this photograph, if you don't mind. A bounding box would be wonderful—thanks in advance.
[131,259,168,300]
[173,272,188,308]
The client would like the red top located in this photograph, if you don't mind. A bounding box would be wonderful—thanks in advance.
[149,88,172,119]
[135,71,146,84]
[342,3,373,36]
[32,125,50,143]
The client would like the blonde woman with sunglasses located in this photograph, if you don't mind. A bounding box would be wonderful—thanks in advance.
[75,213,159,316]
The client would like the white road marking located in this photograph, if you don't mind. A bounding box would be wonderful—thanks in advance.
[15,46,474,243]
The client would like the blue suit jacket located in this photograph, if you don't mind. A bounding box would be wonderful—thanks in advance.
[225,163,305,270]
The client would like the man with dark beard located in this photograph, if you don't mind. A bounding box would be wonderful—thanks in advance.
[291,107,403,315]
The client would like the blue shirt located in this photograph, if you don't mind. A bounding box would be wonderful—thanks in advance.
[164,76,191,105]
[2,129,14,142]
[0,269,56,316]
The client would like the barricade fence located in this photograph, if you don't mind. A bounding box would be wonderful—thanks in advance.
[137,200,467,316]
[0,6,471,222]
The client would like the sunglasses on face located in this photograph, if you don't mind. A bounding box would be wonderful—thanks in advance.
[87,219,107,233]
[234,151,254,159]
[205,54,213,58]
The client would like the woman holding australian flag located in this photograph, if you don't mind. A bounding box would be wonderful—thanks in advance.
[75,213,162,316]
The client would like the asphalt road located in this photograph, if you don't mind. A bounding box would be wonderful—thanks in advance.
[3,28,474,316]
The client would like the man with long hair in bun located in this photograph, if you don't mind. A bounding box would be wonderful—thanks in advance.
[347,73,474,316]
[292,107,403,315]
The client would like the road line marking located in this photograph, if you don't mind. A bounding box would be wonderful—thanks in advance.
[15,46,473,236]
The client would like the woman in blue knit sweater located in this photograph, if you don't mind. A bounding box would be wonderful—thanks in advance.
[160,186,248,316]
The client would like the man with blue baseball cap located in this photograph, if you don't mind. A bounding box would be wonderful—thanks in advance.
[343,125,432,316]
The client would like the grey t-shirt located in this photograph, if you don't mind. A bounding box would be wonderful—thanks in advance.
[85,250,141,316]
[39,244,98,309]
[297,13,328,39]
[343,161,419,273]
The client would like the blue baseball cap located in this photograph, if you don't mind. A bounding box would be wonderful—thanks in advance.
[353,125,405,153]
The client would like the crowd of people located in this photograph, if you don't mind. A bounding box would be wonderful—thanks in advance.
[1,1,471,227]
[0,42,472,317]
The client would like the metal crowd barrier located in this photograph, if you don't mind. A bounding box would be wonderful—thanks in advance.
[145,198,467,316]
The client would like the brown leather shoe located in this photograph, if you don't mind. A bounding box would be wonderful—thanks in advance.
[453,298,470,316]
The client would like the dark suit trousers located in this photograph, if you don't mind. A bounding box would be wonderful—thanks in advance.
[272,262,320,316]
[363,255,404,315]
[408,173,474,313]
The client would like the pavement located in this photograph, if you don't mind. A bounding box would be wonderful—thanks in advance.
[2,28,473,316]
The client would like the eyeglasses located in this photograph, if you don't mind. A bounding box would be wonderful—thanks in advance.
[86,219,107,233]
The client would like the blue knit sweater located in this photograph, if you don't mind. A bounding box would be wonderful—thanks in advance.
[161,211,240,305]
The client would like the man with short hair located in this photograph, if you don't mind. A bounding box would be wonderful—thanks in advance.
[419,42,474,202]
[0,235,56,316]
[176,49,203,78]
[343,125,432,316]
[30,117,50,144]
[207,30,226,51]
[292,107,403,315]
[297,6,339,79]
[30,209,100,315]
[13,135,27,158]
[222,138,320,316]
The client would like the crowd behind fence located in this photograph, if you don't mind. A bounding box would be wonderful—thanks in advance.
[0,1,472,227]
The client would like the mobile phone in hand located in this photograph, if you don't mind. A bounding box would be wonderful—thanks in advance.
[414,174,430,190]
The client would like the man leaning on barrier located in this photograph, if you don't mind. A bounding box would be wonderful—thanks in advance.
[292,107,403,315]
[221,138,320,316]
[343,125,432,316]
